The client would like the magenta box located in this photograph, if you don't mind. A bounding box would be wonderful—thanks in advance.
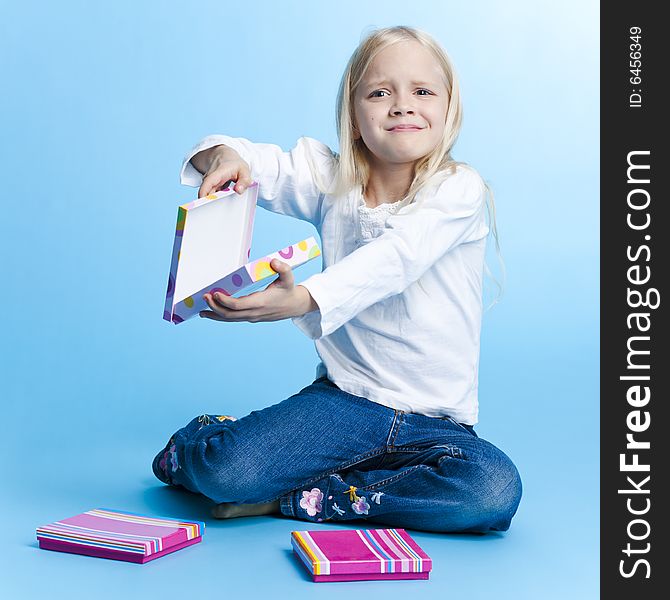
[36,509,204,563]
[291,528,432,582]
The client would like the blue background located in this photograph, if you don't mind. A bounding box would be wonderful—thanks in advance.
[1,1,599,598]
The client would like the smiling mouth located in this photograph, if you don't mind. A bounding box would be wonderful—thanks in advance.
[388,126,423,132]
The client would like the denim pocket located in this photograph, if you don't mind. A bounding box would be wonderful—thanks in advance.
[338,465,433,492]
[443,416,478,437]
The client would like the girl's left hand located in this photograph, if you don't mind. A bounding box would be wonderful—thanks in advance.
[200,259,317,323]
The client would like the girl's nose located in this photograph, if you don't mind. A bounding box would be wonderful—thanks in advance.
[392,107,415,115]
[391,96,415,115]
[389,90,414,116]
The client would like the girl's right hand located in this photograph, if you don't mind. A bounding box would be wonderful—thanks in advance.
[198,146,253,198]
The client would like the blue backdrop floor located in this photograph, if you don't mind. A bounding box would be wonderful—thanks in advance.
[3,416,598,599]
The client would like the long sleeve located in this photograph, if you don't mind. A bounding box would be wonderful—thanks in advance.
[292,167,489,339]
[180,135,335,226]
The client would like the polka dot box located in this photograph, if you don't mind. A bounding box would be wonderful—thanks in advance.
[163,183,321,324]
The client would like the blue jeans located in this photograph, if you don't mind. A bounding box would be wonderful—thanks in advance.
[152,377,522,533]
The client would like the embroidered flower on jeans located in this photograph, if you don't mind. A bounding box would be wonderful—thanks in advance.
[352,496,370,515]
[370,492,384,504]
[158,453,168,474]
[198,414,212,428]
[332,503,345,516]
[344,486,360,502]
[216,415,237,422]
[168,445,178,471]
[299,488,324,516]
[159,443,178,474]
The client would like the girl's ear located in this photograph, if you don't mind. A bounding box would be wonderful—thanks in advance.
[352,125,361,140]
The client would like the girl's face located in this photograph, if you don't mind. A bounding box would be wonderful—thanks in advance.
[353,40,449,170]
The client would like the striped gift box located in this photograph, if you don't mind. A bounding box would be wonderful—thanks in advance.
[291,528,432,582]
[36,509,204,563]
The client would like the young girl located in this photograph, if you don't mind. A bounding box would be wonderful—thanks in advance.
[153,26,522,533]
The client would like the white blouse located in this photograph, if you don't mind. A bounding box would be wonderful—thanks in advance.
[181,136,489,424]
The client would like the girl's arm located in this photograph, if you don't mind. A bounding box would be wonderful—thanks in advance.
[292,167,489,339]
[181,135,335,226]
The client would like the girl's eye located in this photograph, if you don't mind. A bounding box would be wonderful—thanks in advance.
[369,89,433,98]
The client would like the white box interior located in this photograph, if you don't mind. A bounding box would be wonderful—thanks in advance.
[173,192,254,303]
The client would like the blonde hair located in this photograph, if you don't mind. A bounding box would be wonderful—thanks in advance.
[309,25,504,304]
[333,25,462,200]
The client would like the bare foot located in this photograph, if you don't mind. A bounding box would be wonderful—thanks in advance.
[212,500,280,519]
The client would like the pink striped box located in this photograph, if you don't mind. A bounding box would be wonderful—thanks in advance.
[291,528,432,582]
[36,509,204,563]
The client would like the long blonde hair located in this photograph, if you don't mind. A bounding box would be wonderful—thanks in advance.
[333,25,463,201]
[308,25,504,305]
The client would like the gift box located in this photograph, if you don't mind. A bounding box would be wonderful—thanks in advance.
[36,508,204,563]
[291,528,432,582]
[163,183,321,324]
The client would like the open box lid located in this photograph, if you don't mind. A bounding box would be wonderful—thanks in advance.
[163,184,258,322]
